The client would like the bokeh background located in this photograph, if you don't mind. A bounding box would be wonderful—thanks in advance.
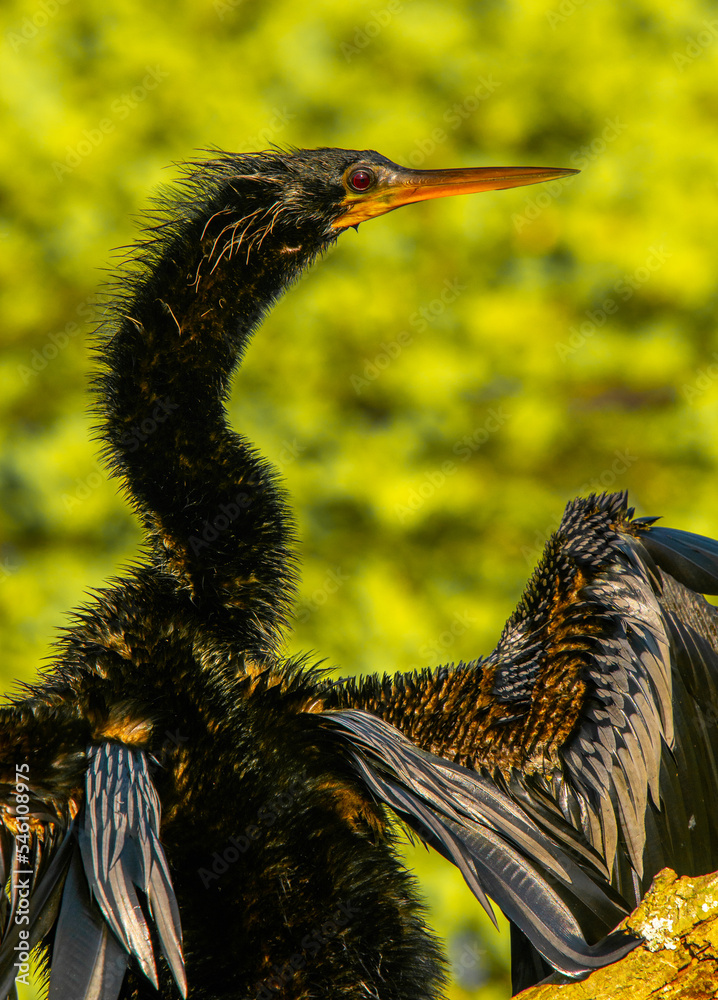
[2,0,718,996]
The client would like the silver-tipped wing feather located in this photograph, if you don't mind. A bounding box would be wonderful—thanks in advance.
[0,741,186,1000]
[323,707,638,978]
[79,744,186,998]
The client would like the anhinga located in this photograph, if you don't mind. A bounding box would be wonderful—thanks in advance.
[2,148,718,1000]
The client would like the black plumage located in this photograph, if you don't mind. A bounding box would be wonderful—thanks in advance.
[1,147,718,999]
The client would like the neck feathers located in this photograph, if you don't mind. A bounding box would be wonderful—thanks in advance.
[95,159,320,650]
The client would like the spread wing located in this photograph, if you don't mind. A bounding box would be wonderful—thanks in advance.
[0,738,185,999]
[321,708,638,979]
[325,492,718,988]
[485,494,718,904]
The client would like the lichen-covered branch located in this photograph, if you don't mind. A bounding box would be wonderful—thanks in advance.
[521,869,718,999]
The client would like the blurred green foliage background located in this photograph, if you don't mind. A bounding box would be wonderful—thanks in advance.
[2,0,718,995]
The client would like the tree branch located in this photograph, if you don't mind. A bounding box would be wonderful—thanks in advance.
[521,869,718,998]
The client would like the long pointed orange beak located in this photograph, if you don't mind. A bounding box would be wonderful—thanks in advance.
[332,163,578,230]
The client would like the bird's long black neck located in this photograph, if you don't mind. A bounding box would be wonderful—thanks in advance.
[97,167,323,651]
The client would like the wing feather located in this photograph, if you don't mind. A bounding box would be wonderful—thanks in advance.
[489,494,718,909]
[49,847,129,1000]
[331,493,718,984]
[0,742,186,1000]
[638,524,718,595]
[0,827,74,1000]
[79,743,187,998]
[323,708,638,978]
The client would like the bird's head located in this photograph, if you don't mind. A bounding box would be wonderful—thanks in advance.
[196,147,577,260]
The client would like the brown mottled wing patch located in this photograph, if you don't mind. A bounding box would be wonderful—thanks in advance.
[490,493,718,908]
[79,744,186,997]
[322,709,638,978]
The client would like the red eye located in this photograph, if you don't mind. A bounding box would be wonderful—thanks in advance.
[348,168,374,192]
